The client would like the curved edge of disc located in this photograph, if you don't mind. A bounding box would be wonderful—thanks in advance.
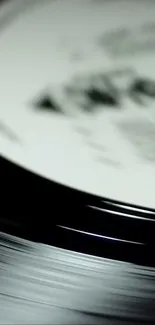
[1,156,155,267]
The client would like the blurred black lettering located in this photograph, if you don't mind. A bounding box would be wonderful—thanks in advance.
[32,70,155,116]
[129,79,155,105]
[65,74,120,112]
[87,75,119,108]
[86,87,118,107]
[34,95,62,114]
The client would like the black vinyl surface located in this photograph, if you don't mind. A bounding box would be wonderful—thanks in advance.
[0,0,155,267]
[1,2,155,324]
[1,155,155,267]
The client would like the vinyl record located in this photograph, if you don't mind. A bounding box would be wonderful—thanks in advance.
[1,1,155,324]
[0,0,155,257]
[1,0,155,209]
[0,0,155,256]
[1,231,155,325]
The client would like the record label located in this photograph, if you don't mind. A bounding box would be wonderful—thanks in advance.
[1,0,155,208]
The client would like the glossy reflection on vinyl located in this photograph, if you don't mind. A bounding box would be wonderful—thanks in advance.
[1,0,155,208]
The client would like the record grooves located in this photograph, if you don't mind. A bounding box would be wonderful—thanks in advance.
[1,156,155,267]
[1,1,155,323]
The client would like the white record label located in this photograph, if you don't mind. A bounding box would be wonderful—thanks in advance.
[1,0,155,208]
